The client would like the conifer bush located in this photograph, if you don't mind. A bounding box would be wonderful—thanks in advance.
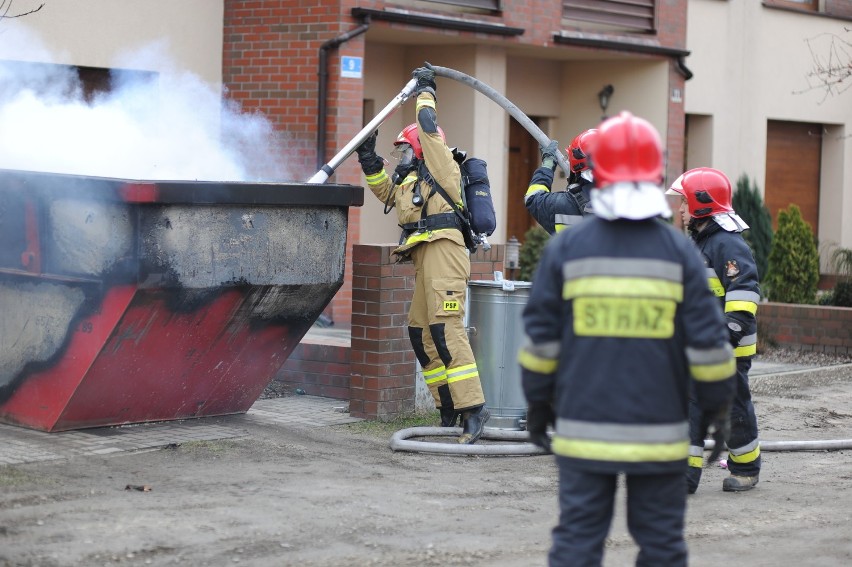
[518,225,550,282]
[732,174,773,283]
[829,247,852,307]
[764,205,820,304]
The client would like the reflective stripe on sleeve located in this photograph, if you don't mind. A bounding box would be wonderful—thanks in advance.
[524,184,550,202]
[365,170,388,185]
[686,344,735,382]
[554,214,583,232]
[706,268,724,297]
[725,290,760,314]
[518,339,560,375]
[734,333,757,358]
[416,98,436,111]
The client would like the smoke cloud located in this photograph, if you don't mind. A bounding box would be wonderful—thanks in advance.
[0,26,292,181]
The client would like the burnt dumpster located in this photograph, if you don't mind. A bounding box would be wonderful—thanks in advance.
[0,168,363,432]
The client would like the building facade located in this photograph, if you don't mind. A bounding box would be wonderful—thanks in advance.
[4,0,851,324]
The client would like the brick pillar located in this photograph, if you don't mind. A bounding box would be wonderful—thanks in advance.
[349,243,507,420]
[349,244,416,420]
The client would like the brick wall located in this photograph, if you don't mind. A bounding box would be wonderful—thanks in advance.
[222,0,366,326]
[221,0,688,327]
[274,243,505,419]
[760,303,852,355]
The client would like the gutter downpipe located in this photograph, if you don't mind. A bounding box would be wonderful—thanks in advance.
[317,16,371,172]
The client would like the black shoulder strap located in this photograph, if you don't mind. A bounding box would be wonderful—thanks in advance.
[419,163,477,252]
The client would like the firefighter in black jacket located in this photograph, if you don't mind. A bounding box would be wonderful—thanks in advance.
[354,64,490,444]
[524,129,598,234]
[667,167,762,492]
[519,112,736,566]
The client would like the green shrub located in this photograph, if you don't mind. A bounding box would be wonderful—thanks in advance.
[764,204,820,304]
[732,174,773,283]
[829,247,852,307]
[518,225,550,281]
[832,281,852,307]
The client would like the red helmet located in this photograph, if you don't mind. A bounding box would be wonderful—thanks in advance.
[394,123,446,159]
[567,129,599,173]
[591,111,663,188]
[678,167,733,218]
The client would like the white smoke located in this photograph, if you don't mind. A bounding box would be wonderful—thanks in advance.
[0,27,291,181]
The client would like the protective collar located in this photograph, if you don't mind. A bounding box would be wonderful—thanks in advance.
[590,181,673,221]
[710,212,749,233]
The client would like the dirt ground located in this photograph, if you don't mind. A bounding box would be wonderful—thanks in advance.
[3,351,852,567]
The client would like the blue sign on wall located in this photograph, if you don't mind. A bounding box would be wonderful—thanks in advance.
[341,56,363,79]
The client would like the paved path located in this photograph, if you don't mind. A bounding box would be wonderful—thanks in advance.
[0,396,360,466]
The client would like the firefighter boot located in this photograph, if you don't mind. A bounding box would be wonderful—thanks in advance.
[722,474,759,492]
[686,467,702,495]
[437,384,459,427]
[458,405,490,445]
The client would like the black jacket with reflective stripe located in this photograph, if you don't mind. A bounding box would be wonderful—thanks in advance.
[693,222,760,357]
[521,217,735,474]
[524,167,593,235]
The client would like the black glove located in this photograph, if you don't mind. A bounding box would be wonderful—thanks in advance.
[526,401,555,452]
[355,131,384,175]
[700,403,731,465]
[540,139,560,171]
[412,64,437,98]
[726,317,745,348]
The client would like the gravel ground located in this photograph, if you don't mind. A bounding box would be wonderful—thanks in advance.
[4,346,852,567]
[755,345,852,366]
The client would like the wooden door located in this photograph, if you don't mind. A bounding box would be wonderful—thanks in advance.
[765,120,822,234]
[507,117,543,243]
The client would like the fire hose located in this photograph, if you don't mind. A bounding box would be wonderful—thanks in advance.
[391,363,852,456]
[303,67,852,457]
[389,427,852,456]
[307,64,573,184]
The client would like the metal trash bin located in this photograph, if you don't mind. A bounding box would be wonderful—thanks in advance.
[467,279,531,430]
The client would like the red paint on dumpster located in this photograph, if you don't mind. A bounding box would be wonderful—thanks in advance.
[0,286,305,432]
[0,286,136,431]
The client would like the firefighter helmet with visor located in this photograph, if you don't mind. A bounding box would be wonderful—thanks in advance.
[567,129,599,173]
[678,167,734,218]
[394,123,446,160]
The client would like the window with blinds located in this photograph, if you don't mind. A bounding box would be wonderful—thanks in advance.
[563,0,657,33]
[420,0,500,11]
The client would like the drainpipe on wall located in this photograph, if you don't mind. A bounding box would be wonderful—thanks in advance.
[316,17,371,172]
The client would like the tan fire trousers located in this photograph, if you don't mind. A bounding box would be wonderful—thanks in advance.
[408,237,485,412]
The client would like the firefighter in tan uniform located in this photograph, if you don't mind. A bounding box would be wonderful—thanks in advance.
[354,64,490,444]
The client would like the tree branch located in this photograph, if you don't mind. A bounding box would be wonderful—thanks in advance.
[0,0,45,20]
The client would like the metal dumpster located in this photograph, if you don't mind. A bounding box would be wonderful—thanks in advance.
[0,168,363,432]
[467,279,531,430]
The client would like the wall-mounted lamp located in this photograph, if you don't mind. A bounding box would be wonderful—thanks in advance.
[597,84,614,120]
[505,236,520,276]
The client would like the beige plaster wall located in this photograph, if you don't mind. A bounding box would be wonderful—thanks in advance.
[687,0,851,249]
[2,0,224,85]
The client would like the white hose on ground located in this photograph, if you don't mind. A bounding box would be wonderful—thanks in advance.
[390,426,548,455]
[390,428,852,456]
[430,65,573,176]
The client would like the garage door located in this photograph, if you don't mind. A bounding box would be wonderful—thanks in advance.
[765,120,822,235]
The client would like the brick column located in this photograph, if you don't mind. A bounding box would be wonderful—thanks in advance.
[349,243,506,420]
[349,245,416,420]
